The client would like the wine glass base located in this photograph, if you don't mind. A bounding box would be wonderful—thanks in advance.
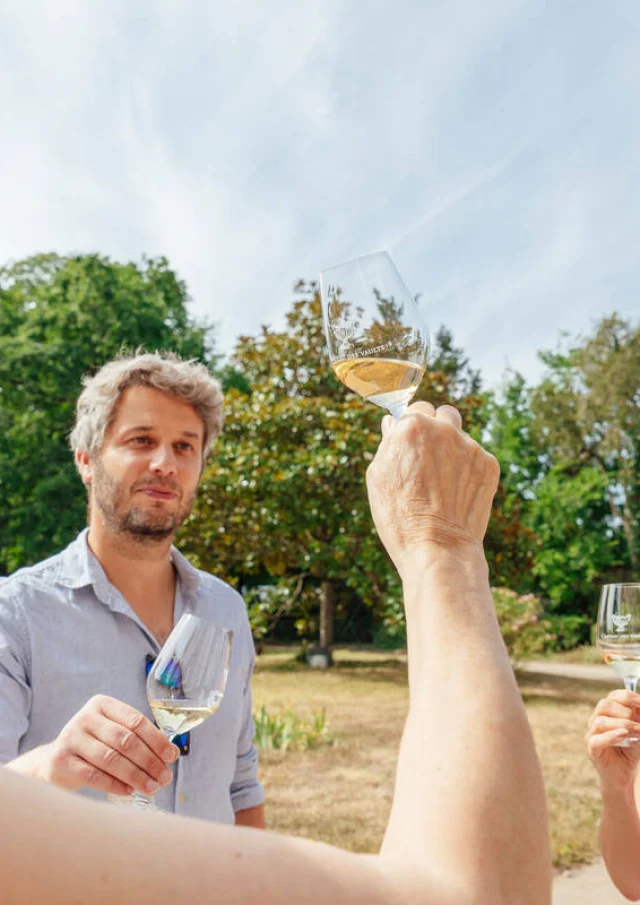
[613,736,640,747]
[106,793,158,811]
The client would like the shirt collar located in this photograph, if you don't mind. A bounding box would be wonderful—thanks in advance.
[55,528,202,601]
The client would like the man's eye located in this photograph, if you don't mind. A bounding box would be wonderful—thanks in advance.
[176,442,194,452]
[132,436,152,445]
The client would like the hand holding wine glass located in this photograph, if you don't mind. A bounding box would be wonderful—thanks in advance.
[594,584,640,750]
[586,688,640,792]
[129,615,233,810]
[320,251,429,419]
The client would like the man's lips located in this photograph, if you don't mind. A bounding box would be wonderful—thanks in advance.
[136,486,178,500]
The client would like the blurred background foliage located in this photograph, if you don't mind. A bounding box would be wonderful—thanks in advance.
[1,254,638,656]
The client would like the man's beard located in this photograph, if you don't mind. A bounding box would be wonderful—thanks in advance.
[91,459,195,542]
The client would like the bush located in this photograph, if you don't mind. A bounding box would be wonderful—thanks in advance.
[372,596,407,650]
[492,587,552,661]
[543,613,591,652]
[367,586,588,660]
[253,705,335,752]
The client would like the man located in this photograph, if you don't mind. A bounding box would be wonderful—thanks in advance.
[0,402,552,905]
[0,352,264,827]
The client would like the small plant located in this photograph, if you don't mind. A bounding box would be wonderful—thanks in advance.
[253,705,334,752]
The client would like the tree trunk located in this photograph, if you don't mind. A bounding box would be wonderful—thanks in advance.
[318,580,335,665]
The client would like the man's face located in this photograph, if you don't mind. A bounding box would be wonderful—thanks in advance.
[86,386,205,541]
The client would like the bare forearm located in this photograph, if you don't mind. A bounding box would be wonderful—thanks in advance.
[5,744,55,784]
[382,549,551,905]
[235,802,265,828]
[599,784,640,900]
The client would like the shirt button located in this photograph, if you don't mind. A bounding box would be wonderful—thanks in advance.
[179,794,185,805]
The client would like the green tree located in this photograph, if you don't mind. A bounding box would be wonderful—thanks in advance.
[180,281,489,657]
[527,464,627,615]
[0,253,214,573]
[483,372,544,591]
[531,314,640,573]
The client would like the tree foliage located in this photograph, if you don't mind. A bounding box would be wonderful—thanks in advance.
[0,253,214,572]
[180,282,488,649]
[531,315,640,571]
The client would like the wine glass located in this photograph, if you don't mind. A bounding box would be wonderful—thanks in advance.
[320,250,429,419]
[596,583,640,746]
[130,615,233,810]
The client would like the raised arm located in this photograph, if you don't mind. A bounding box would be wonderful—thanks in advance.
[1,403,551,905]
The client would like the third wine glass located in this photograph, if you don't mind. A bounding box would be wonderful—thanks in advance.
[596,583,640,746]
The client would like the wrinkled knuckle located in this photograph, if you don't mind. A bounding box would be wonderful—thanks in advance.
[57,724,75,749]
[484,453,500,484]
[119,730,137,753]
[102,746,121,769]
[127,711,145,733]
[145,753,160,775]
[88,694,108,712]
[398,414,420,439]
[85,766,103,788]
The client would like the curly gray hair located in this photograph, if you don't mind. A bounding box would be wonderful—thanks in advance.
[69,351,224,464]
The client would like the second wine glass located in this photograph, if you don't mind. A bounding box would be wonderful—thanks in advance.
[596,583,640,747]
[320,251,429,419]
[130,614,233,810]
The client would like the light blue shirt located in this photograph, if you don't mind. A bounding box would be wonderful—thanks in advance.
[0,530,263,822]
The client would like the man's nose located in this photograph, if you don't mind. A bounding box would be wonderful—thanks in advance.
[149,444,178,476]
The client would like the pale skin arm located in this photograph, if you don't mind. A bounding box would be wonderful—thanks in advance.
[235,802,266,828]
[586,689,640,900]
[0,403,551,905]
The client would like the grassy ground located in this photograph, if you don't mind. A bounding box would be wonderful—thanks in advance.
[253,646,610,869]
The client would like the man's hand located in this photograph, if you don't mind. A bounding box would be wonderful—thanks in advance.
[16,695,180,796]
[366,401,500,576]
[587,690,640,793]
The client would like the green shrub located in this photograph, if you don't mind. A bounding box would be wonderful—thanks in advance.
[253,705,335,752]
[543,613,591,652]
[372,597,407,649]
[492,587,552,661]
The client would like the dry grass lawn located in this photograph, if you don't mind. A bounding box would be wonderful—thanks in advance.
[253,647,611,869]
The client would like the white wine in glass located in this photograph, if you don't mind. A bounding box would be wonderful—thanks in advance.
[320,251,429,419]
[596,583,640,746]
[128,615,233,810]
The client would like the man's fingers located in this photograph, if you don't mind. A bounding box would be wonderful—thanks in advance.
[435,405,462,431]
[65,753,136,797]
[83,718,176,790]
[92,696,178,764]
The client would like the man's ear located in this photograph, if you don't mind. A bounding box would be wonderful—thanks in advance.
[75,450,93,486]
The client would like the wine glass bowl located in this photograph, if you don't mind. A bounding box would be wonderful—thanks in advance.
[123,615,233,810]
[147,616,232,738]
[596,583,640,746]
[320,251,429,419]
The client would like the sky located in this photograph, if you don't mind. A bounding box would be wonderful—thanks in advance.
[1,0,639,391]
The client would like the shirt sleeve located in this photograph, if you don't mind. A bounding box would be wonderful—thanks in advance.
[0,587,32,762]
[229,623,264,813]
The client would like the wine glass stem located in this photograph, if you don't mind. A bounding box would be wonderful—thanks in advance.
[624,677,639,693]
[387,403,407,420]
[131,730,176,809]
